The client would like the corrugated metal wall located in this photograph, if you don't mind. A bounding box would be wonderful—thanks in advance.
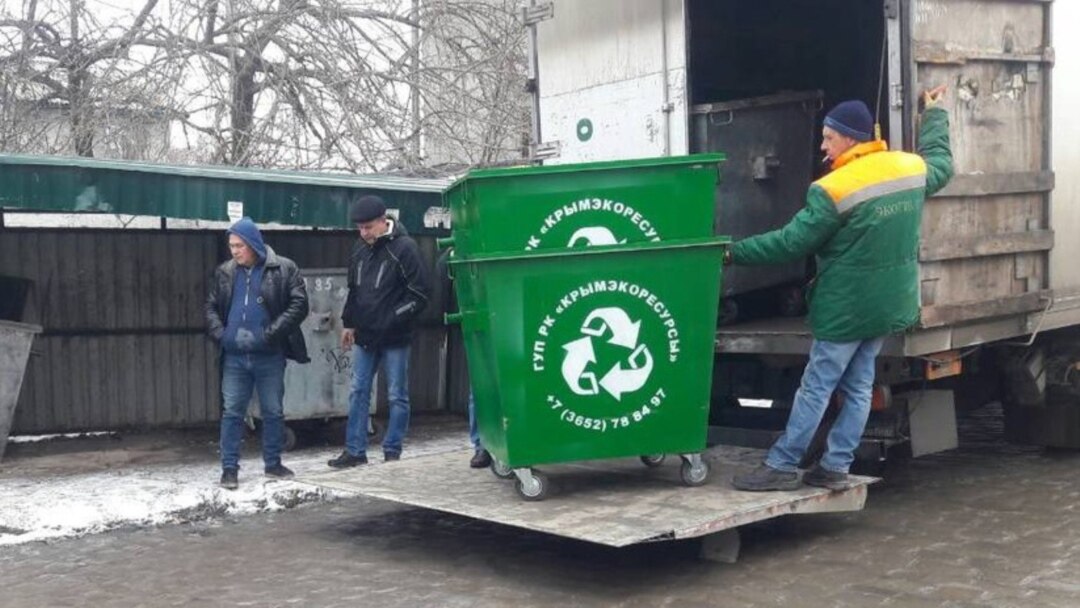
[0,227,462,434]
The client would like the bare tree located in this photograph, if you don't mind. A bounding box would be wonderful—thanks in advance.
[1,0,528,171]
[0,0,179,158]
[417,0,529,168]
[156,0,527,171]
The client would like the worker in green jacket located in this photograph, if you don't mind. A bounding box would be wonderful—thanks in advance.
[730,87,953,491]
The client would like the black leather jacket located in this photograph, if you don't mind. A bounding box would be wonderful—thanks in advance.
[342,220,431,349]
[205,245,310,363]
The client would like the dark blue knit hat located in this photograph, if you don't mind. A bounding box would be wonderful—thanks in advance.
[824,100,874,142]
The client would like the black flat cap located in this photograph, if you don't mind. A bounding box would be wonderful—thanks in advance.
[349,195,387,223]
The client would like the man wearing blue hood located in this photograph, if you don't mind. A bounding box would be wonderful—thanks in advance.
[205,217,310,490]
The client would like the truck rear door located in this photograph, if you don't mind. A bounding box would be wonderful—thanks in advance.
[905,0,1055,329]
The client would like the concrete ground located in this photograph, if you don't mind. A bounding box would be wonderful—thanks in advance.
[1,405,1080,607]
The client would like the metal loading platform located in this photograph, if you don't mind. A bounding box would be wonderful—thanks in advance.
[297,445,875,559]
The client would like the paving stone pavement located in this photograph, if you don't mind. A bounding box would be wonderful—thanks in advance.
[1,404,1079,608]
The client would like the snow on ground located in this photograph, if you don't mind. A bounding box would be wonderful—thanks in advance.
[7,431,116,444]
[0,431,469,547]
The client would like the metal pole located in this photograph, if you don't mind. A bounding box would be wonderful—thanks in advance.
[526,0,542,162]
[659,0,671,157]
[412,0,422,162]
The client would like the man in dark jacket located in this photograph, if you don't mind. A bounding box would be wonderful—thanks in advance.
[329,195,431,467]
[205,217,309,489]
[730,88,953,492]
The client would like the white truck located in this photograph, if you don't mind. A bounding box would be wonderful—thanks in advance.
[527,0,1080,458]
[300,0,1079,560]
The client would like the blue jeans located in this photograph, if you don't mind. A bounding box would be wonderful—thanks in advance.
[220,352,287,471]
[467,391,482,450]
[766,337,885,474]
[346,344,411,457]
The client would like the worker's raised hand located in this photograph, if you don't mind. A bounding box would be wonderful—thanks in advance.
[922,85,947,110]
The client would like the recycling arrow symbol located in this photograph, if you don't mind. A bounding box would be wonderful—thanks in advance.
[567,226,627,248]
[560,307,654,401]
[561,336,598,396]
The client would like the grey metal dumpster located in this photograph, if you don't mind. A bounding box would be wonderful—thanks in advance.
[690,91,823,316]
[0,320,41,461]
[283,268,353,421]
[249,268,377,450]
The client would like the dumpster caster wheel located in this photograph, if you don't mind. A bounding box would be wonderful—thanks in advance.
[490,459,515,480]
[640,454,666,468]
[679,454,709,487]
[367,419,383,439]
[515,470,549,502]
[282,425,298,452]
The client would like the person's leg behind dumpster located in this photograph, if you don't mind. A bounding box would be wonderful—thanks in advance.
[467,390,491,468]
[381,344,411,461]
[253,351,292,479]
[219,354,255,489]
[328,344,380,468]
[803,337,885,489]
[733,339,862,491]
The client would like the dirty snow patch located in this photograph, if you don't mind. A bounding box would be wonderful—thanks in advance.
[7,431,116,444]
[0,433,467,546]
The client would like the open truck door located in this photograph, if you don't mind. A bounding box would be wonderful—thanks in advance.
[903,0,1055,331]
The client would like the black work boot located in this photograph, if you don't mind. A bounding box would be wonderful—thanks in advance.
[327,451,368,469]
[383,451,400,462]
[732,464,801,492]
[803,464,851,491]
[469,449,492,469]
[264,464,295,479]
[220,468,239,490]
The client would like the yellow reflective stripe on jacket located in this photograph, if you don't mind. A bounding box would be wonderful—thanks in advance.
[834,174,927,214]
[816,147,928,214]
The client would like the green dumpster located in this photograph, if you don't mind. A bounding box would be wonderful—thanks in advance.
[442,153,730,498]
[444,154,723,256]
[447,237,725,498]
[450,239,726,499]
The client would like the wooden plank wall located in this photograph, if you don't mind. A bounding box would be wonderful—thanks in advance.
[912,0,1052,328]
[0,228,459,434]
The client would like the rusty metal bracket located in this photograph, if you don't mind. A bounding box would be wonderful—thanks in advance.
[522,2,554,26]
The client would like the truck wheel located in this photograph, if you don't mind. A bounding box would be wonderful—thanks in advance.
[680,459,709,487]
[282,425,298,452]
[640,454,666,468]
[367,419,383,440]
[1001,398,1036,445]
[515,471,550,501]
[490,459,515,479]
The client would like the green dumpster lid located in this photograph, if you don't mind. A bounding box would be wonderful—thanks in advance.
[447,153,725,188]
[449,235,732,264]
